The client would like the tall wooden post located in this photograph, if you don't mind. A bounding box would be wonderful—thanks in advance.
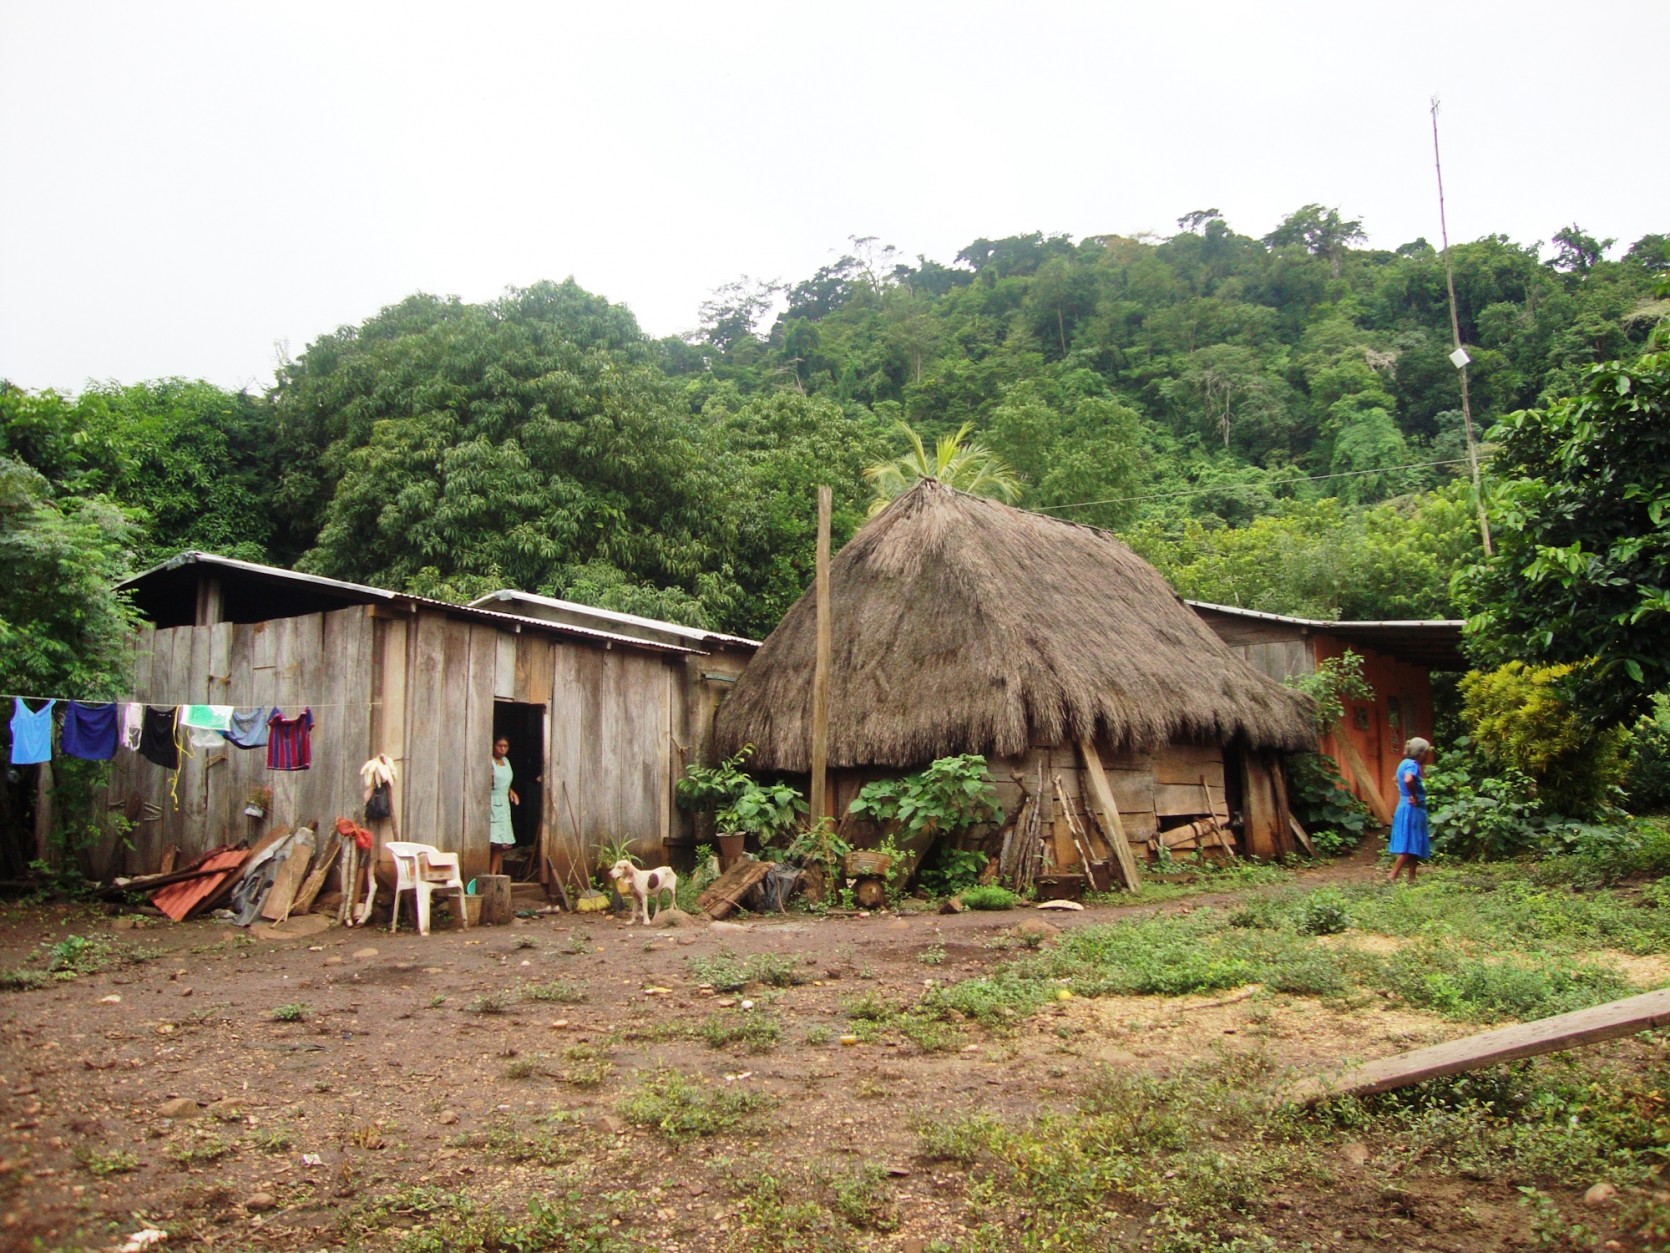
[810,486,833,822]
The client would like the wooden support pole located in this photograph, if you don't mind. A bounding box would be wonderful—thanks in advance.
[809,485,833,823]
[1076,738,1142,891]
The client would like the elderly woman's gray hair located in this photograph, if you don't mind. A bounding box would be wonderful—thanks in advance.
[1404,737,1432,759]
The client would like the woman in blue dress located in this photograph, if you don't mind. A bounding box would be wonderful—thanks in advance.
[1387,736,1432,884]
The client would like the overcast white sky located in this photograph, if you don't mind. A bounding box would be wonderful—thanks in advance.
[2,1,1665,395]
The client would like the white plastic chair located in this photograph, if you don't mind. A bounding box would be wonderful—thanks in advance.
[386,841,468,935]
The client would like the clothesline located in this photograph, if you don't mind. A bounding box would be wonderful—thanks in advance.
[4,694,371,709]
[8,697,318,776]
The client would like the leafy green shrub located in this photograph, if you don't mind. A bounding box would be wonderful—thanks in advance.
[676,745,806,846]
[1623,693,1670,812]
[917,845,987,897]
[1283,752,1372,851]
[1426,742,1542,859]
[848,755,1003,863]
[1295,893,1351,936]
[959,885,1019,911]
[1461,661,1629,817]
[1284,649,1373,732]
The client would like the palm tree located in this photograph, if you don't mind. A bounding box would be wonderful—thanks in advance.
[863,421,1024,516]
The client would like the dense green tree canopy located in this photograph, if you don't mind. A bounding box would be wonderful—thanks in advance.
[2,208,1663,651]
[1463,343,1670,723]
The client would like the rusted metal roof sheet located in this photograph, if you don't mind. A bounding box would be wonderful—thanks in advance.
[150,847,249,922]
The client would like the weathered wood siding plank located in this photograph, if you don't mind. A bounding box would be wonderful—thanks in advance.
[546,643,585,881]
[495,633,517,699]
[202,622,236,847]
[372,616,409,835]
[435,618,473,857]
[459,623,498,876]
[403,613,447,848]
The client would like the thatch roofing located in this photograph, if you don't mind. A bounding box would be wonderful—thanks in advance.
[715,480,1315,770]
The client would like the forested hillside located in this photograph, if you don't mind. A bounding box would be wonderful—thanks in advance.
[3,208,1666,684]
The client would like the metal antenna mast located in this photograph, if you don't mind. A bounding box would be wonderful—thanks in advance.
[1431,95,1493,556]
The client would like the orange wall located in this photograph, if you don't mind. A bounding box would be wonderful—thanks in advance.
[1314,636,1434,818]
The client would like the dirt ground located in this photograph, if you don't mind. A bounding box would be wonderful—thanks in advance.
[0,850,1654,1251]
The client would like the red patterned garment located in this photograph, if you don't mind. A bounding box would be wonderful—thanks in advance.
[266,708,314,771]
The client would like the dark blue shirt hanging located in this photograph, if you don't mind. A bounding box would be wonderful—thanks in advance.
[62,702,119,761]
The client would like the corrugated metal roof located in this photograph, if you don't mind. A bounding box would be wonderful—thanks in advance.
[117,551,697,656]
[469,588,760,651]
[1187,601,1466,669]
[150,847,250,921]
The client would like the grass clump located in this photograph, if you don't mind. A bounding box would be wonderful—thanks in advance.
[617,1067,772,1142]
[558,1044,613,1088]
[0,968,48,992]
[688,949,808,992]
[699,1011,783,1053]
[359,1185,633,1253]
[165,1133,234,1167]
[916,1055,1305,1248]
[523,980,584,1003]
[478,1115,576,1167]
[1379,946,1629,1022]
[271,1002,308,1022]
[959,885,1019,910]
[725,1159,901,1246]
[73,1145,140,1176]
[467,991,512,1015]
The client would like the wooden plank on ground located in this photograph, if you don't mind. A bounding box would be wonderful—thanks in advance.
[1289,815,1317,857]
[1333,729,1395,826]
[260,836,315,922]
[1076,738,1142,891]
[697,858,772,920]
[290,830,342,916]
[1288,987,1670,1106]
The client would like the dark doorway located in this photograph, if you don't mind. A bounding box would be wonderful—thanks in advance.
[492,702,545,850]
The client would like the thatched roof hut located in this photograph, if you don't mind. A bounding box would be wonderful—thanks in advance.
[716,480,1314,772]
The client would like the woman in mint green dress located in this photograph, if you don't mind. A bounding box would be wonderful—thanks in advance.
[488,736,519,877]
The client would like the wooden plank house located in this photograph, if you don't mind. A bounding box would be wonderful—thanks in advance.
[713,481,1317,875]
[98,553,757,885]
[1188,602,1464,824]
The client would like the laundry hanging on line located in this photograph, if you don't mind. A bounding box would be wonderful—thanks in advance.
[62,701,119,761]
[9,698,56,765]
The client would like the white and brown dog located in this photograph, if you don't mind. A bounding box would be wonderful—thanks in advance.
[608,859,679,925]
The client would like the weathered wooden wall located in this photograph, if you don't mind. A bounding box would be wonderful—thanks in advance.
[1314,637,1434,819]
[832,737,1254,868]
[1206,619,1435,822]
[101,604,697,884]
[103,610,376,877]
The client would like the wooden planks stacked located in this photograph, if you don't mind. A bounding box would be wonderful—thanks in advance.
[697,858,773,920]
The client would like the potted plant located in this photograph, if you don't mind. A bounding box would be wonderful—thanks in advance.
[718,777,806,868]
[243,784,272,819]
[676,746,806,869]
